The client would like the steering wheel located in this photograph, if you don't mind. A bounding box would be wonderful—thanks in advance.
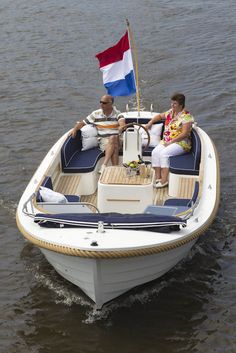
[120,122,150,150]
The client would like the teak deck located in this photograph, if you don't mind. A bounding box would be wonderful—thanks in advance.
[100,166,153,185]
[55,168,198,211]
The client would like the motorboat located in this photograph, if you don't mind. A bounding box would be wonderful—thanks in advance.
[16,110,220,309]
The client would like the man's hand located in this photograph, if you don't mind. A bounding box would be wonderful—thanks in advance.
[69,121,85,138]
[70,127,78,138]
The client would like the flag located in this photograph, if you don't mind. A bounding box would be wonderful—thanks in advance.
[95,31,136,97]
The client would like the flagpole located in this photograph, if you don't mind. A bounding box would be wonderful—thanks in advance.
[126,19,140,116]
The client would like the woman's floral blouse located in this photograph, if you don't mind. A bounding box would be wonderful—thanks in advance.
[161,109,194,151]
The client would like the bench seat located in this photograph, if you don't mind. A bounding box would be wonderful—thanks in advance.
[62,147,104,173]
[60,122,200,176]
[61,131,104,173]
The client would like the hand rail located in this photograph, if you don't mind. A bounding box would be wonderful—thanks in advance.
[22,193,100,217]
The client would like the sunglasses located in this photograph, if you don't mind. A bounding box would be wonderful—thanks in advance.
[100,101,112,104]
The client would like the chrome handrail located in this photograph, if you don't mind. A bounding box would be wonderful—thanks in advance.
[22,193,100,218]
[22,193,36,218]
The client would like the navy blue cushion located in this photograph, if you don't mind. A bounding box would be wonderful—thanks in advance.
[36,176,53,202]
[61,131,104,173]
[143,146,154,156]
[164,198,191,207]
[65,195,80,202]
[63,147,104,173]
[125,118,154,125]
[169,129,201,176]
[61,132,82,171]
[34,212,186,228]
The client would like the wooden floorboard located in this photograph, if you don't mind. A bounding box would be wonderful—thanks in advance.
[55,175,81,195]
[54,172,198,213]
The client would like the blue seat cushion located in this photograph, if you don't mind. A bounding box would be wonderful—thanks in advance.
[36,176,53,202]
[61,132,104,173]
[65,195,80,202]
[62,147,104,173]
[34,212,186,229]
[164,198,191,207]
[169,152,199,175]
[169,129,201,176]
[143,146,154,156]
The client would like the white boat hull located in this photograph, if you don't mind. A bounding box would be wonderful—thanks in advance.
[41,238,196,308]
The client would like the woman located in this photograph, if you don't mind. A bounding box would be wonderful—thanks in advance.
[146,93,194,188]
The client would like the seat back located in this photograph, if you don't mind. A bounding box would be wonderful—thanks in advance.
[187,181,199,207]
[61,131,82,170]
[123,127,142,163]
[36,176,53,202]
[191,129,201,171]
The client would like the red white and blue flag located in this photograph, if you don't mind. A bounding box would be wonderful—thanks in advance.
[95,31,136,96]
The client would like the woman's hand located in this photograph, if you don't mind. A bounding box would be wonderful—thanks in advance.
[145,123,152,130]
[145,113,164,131]
[163,141,172,147]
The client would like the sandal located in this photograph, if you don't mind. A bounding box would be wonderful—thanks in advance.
[154,181,168,188]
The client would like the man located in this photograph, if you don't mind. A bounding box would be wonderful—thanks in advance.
[71,95,125,173]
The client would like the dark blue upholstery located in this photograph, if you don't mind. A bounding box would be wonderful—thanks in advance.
[60,122,200,176]
[64,195,80,202]
[164,181,199,207]
[169,129,201,175]
[125,118,160,125]
[34,212,186,229]
[61,131,104,173]
[36,176,53,202]
[36,176,80,203]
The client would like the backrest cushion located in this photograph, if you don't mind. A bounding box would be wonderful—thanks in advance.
[191,129,201,171]
[61,132,82,169]
[187,181,199,206]
[141,123,163,147]
[39,186,67,204]
[81,125,98,151]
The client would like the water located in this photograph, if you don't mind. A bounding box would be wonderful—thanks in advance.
[0,0,236,352]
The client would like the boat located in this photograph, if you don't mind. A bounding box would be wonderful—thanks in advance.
[16,109,220,309]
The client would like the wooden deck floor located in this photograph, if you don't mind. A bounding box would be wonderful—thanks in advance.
[55,175,81,195]
[54,172,198,212]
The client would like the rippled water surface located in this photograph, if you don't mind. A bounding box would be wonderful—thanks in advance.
[0,0,236,352]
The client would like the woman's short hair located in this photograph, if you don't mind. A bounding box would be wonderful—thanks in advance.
[171,93,185,108]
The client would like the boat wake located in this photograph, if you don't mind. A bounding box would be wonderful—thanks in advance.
[23,247,92,308]
[33,271,91,308]
[83,279,172,325]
